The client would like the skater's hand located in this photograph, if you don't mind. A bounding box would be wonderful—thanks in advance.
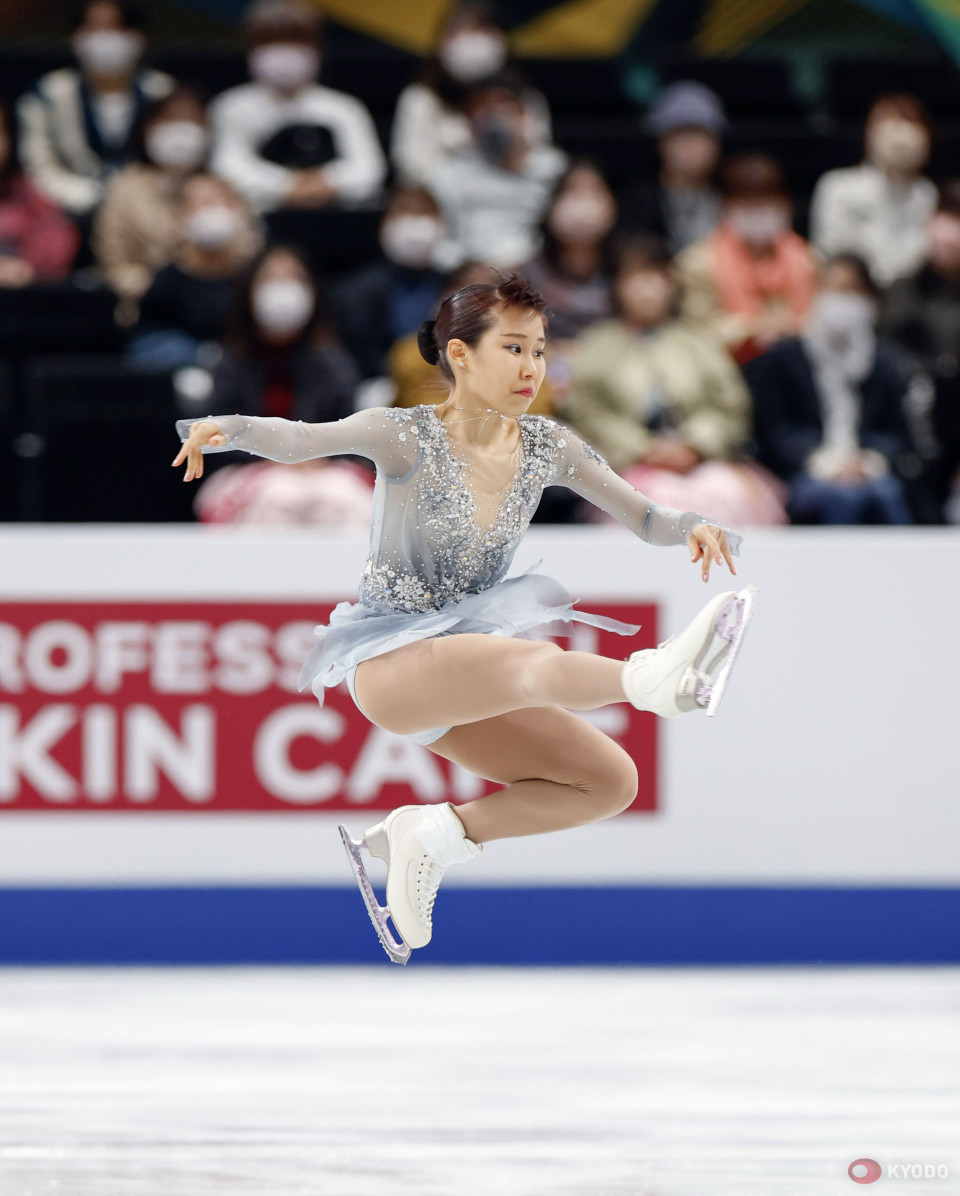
[687,524,736,583]
[171,420,227,482]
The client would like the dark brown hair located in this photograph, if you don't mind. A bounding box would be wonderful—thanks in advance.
[243,0,322,47]
[720,152,789,201]
[937,177,960,217]
[866,92,932,135]
[819,252,879,298]
[613,231,673,276]
[0,96,18,185]
[417,271,548,381]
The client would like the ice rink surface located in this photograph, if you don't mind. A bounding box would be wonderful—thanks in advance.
[0,966,957,1196]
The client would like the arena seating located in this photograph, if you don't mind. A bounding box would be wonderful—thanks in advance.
[18,359,192,523]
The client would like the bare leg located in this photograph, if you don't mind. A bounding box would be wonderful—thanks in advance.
[425,703,640,843]
[353,633,628,738]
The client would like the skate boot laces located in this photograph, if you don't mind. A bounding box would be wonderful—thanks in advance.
[415,855,446,929]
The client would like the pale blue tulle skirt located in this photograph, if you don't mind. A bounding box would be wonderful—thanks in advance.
[297,559,643,745]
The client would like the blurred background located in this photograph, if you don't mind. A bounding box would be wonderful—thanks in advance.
[2,0,960,526]
[0,4,958,1191]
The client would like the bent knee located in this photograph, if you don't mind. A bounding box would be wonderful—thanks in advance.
[597,754,640,817]
[574,750,639,819]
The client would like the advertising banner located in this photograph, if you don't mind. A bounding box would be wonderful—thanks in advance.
[1,599,657,813]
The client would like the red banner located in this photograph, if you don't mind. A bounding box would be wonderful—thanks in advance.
[0,601,658,812]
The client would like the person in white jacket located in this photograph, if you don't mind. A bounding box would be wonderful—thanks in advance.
[17,0,173,218]
[390,1,552,189]
[208,0,386,215]
[810,92,938,288]
[427,73,566,269]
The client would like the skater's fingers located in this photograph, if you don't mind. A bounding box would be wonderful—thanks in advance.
[706,528,727,568]
[717,531,736,575]
[183,444,204,483]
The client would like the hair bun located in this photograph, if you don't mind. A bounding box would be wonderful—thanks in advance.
[417,318,440,366]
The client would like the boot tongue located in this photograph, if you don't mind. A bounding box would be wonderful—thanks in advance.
[413,802,482,866]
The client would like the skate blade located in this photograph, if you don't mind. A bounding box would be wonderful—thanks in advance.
[338,825,412,965]
[705,584,757,718]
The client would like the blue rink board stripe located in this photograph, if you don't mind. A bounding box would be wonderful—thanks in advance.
[1,886,959,964]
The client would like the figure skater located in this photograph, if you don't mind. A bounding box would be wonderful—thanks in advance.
[172,272,755,965]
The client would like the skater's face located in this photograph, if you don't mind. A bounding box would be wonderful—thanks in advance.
[447,305,546,415]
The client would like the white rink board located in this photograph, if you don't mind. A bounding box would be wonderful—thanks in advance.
[1,525,958,887]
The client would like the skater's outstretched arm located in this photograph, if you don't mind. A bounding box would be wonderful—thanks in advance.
[544,420,741,578]
[171,406,419,482]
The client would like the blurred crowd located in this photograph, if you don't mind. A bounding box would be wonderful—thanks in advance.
[3,0,960,527]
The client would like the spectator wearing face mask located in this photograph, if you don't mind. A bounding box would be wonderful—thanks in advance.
[521,160,617,340]
[677,152,817,366]
[17,0,173,221]
[617,80,726,255]
[810,94,937,289]
[208,0,386,214]
[0,96,79,286]
[330,185,447,381]
[427,73,567,269]
[880,179,960,520]
[208,243,359,427]
[182,244,370,524]
[390,1,552,189]
[93,85,217,304]
[125,172,262,368]
[562,234,785,528]
[519,160,617,410]
[743,254,915,525]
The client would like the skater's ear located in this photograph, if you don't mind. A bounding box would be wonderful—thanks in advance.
[446,337,469,370]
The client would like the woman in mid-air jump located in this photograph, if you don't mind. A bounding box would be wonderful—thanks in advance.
[172,273,755,965]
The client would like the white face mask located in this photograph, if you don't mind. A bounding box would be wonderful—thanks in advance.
[248,43,320,91]
[183,205,245,249]
[548,193,616,243]
[380,215,444,269]
[252,278,315,335]
[727,203,791,246]
[439,30,507,83]
[811,290,878,346]
[866,119,929,174]
[72,29,144,76]
[146,121,208,170]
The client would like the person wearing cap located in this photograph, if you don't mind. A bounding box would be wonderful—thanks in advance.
[208,0,386,214]
[616,80,726,255]
[676,151,817,366]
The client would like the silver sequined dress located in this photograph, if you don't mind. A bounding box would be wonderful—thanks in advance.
[175,403,742,707]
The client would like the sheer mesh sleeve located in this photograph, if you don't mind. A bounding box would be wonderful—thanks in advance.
[544,420,743,554]
[174,406,419,481]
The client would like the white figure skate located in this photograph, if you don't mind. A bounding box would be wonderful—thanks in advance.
[339,801,482,965]
[621,584,757,718]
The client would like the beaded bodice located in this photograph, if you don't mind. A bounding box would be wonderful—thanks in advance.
[176,402,741,615]
[355,404,587,612]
